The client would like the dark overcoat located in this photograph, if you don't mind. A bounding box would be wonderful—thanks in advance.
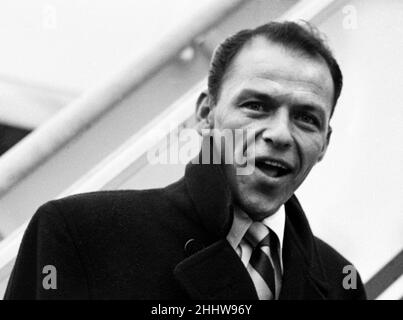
[4,161,366,299]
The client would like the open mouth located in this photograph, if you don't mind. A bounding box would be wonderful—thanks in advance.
[255,160,292,178]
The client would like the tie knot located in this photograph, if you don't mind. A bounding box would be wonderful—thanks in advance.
[245,222,280,251]
[245,222,269,248]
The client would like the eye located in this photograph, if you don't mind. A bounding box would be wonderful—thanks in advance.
[295,112,320,127]
[241,101,265,112]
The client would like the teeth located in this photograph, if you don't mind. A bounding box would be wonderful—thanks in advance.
[264,160,287,170]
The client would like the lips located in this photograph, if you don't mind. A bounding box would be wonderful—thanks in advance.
[255,158,293,178]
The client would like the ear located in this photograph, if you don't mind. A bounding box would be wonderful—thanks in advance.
[317,125,332,162]
[195,90,214,135]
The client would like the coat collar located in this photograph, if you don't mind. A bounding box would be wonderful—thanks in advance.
[174,157,330,299]
[184,158,233,240]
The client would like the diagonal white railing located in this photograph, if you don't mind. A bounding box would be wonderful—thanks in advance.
[58,80,205,196]
[0,0,246,199]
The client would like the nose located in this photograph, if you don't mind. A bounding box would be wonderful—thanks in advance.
[261,109,293,150]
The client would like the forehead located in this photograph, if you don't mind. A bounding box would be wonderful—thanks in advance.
[220,37,334,110]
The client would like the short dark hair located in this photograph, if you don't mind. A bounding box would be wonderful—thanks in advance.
[207,21,342,117]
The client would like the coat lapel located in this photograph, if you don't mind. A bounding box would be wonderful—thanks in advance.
[174,240,258,299]
[279,197,330,300]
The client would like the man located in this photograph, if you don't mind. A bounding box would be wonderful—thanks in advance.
[4,21,366,299]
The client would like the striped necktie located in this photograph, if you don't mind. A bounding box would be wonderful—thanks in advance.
[245,222,282,300]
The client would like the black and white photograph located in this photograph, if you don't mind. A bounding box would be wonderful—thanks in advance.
[0,0,402,304]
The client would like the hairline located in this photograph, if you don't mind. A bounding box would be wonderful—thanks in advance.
[210,34,338,117]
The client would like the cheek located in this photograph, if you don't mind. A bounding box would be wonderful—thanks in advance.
[213,105,248,130]
[295,131,326,168]
[213,108,256,153]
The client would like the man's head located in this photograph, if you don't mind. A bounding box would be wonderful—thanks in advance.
[196,21,341,220]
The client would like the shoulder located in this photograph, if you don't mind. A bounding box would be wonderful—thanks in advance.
[32,188,175,241]
[33,180,193,242]
[50,188,167,213]
[314,237,367,300]
[41,176,188,222]
[314,236,351,268]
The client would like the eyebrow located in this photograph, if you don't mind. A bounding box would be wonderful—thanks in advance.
[232,89,279,107]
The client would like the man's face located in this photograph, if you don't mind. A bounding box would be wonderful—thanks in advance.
[203,37,334,220]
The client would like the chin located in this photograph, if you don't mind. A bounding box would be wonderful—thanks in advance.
[235,192,283,221]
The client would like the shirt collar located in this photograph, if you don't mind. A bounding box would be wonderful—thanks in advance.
[261,206,286,252]
[226,205,286,251]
